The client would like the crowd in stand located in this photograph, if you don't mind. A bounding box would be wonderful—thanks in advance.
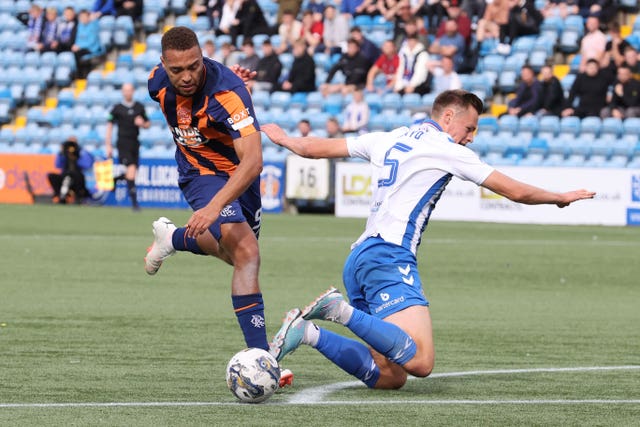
[8,0,640,127]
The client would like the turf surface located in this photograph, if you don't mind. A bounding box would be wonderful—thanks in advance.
[0,204,638,425]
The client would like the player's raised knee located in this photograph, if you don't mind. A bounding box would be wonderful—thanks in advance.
[405,354,434,378]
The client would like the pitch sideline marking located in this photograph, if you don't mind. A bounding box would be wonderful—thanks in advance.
[287,365,640,404]
[0,366,638,409]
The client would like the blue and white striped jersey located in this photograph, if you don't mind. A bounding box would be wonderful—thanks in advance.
[346,120,494,255]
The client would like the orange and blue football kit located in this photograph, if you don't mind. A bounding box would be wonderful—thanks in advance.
[148,57,268,351]
[148,57,262,242]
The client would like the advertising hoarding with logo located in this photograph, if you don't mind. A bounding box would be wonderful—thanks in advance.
[335,163,640,226]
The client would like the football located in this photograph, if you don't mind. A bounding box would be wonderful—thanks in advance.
[226,347,280,403]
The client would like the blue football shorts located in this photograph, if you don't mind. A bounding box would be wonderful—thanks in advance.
[179,174,262,241]
[342,236,429,319]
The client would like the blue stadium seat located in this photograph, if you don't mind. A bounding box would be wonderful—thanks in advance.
[323,93,343,115]
[477,115,498,135]
[497,70,518,93]
[364,92,382,114]
[580,116,601,138]
[623,117,640,137]
[511,36,535,55]
[539,16,564,42]
[270,91,291,109]
[589,138,612,157]
[290,92,308,109]
[422,93,437,110]
[381,92,402,113]
[368,114,388,131]
[527,137,549,156]
[498,114,519,135]
[518,115,539,137]
[559,115,581,138]
[601,117,622,138]
[519,152,545,166]
[401,93,422,111]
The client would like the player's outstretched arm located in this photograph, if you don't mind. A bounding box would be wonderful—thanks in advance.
[481,170,596,208]
[261,123,350,159]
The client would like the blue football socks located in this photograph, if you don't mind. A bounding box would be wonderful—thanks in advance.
[232,293,269,351]
[171,227,205,255]
[315,328,380,388]
[345,309,416,366]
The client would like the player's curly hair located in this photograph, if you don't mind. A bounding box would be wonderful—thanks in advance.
[431,90,484,119]
[161,26,200,54]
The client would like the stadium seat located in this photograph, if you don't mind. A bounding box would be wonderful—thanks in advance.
[270,91,291,109]
[518,152,545,166]
[559,115,581,138]
[601,117,622,138]
[589,137,612,157]
[477,115,498,135]
[511,36,535,55]
[562,153,588,167]
[623,117,640,137]
[539,16,564,43]
[364,92,382,114]
[580,116,601,138]
[498,114,519,135]
[518,116,539,138]
[381,92,402,113]
[497,70,518,93]
[290,92,308,109]
[323,93,343,115]
[527,137,549,156]
[401,93,422,111]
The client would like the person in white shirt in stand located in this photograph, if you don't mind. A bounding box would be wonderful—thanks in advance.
[264,89,595,389]
[341,89,370,134]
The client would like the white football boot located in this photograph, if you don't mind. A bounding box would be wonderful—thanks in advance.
[144,217,177,275]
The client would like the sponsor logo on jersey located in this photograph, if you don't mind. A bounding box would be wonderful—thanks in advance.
[226,108,254,131]
[171,126,206,147]
[380,292,390,302]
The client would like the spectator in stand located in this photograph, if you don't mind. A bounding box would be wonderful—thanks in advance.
[460,0,486,20]
[218,41,243,66]
[276,0,303,25]
[307,0,326,14]
[36,7,59,52]
[376,0,402,18]
[600,65,640,119]
[394,16,430,51]
[504,0,543,50]
[202,39,218,60]
[429,20,466,71]
[366,39,399,93]
[54,7,78,53]
[601,21,630,71]
[277,9,303,54]
[622,46,640,80]
[321,38,372,96]
[423,0,449,33]
[48,137,93,204]
[280,39,316,93]
[238,39,260,71]
[577,0,617,24]
[562,58,613,118]
[26,4,44,51]
[326,116,345,138]
[115,0,143,21]
[391,2,427,48]
[301,9,324,55]
[295,119,316,136]
[91,0,116,19]
[431,55,462,94]
[192,0,223,29]
[342,89,370,134]
[475,0,510,44]
[71,10,104,79]
[535,64,564,116]
[579,14,607,72]
[232,0,273,44]
[253,40,283,92]
[435,0,472,47]
[541,0,578,19]
[507,65,542,117]
[216,0,242,44]
[394,32,431,95]
[350,26,382,66]
[323,5,350,55]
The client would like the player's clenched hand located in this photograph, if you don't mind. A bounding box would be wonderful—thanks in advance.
[261,123,287,146]
[185,207,219,238]
[556,189,596,208]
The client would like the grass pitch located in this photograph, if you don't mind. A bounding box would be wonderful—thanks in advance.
[0,204,639,426]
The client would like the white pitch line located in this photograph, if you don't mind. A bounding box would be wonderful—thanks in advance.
[287,365,640,404]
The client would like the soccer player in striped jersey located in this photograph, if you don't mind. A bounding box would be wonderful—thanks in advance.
[264,90,595,389]
[144,27,277,374]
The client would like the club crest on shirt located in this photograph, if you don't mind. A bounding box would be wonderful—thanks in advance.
[177,107,192,127]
